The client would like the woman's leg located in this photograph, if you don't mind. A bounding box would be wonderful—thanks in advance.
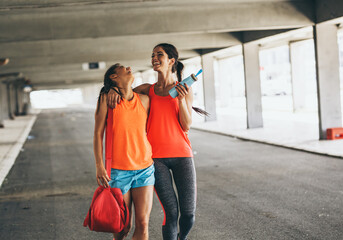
[131,185,154,240]
[154,158,179,240]
[172,158,196,240]
[113,190,133,240]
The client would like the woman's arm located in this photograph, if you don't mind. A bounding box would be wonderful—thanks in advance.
[176,83,193,132]
[134,83,151,95]
[107,83,152,108]
[93,94,111,187]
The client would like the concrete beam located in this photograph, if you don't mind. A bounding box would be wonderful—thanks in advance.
[0,1,314,43]
[0,33,240,59]
[0,49,199,70]
[316,0,343,24]
[243,29,294,43]
[242,27,313,47]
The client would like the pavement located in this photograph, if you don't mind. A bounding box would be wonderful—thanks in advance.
[0,113,38,188]
[0,108,343,240]
[192,107,343,158]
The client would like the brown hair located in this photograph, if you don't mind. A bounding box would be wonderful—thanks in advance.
[96,63,122,114]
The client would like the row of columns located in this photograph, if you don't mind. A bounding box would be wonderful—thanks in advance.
[196,23,342,140]
[0,78,31,128]
[119,23,341,140]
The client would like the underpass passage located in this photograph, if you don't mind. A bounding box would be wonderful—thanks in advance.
[0,108,342,240]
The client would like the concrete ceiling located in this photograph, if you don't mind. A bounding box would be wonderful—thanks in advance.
[0,0,336,89]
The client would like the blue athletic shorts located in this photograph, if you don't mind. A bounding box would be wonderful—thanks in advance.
[109,164,155,195]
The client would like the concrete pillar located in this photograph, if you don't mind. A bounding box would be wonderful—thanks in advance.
[6,83,15,120]
[0,83,6,127]
[81,83,102,108]
[290,41,308,112]
[201,54,217,121]
[243,43,263,128]
[313,24,342,139]
[14,84,21,116]
[22,92,31,115]
[11,84,16,118]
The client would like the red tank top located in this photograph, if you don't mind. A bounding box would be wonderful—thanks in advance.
[147,84,193,158]
[105,92,153,172]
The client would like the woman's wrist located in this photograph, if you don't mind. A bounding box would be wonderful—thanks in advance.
[95,161,104,169]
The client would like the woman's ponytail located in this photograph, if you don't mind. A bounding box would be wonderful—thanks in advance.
[176,60,184,83]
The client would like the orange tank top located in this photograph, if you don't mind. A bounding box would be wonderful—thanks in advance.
[105,92,153,171]
[147,84,193,158]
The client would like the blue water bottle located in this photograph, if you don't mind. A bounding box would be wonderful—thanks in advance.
[169,69,203,98]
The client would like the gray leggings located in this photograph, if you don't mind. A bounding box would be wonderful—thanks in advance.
[154,157,197,240]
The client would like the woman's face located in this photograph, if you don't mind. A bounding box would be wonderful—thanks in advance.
[109,64,134,86]
[151,46,175,73]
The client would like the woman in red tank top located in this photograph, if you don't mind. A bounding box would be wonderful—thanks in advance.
[108,44,206,240]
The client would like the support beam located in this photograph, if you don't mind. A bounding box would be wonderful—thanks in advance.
[201,54,217,121]
[313,23,342,139]
[243,43,263,128]
[0,1,314,43]
[316,0,343,23]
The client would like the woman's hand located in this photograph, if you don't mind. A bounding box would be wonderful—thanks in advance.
[96,165,111,188]
[175,83,189,101]
[107,88,121,108]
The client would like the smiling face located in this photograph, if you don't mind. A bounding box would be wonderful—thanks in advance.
[109,64,134,87]
[151,46,175,73]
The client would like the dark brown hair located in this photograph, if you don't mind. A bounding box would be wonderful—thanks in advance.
[96,63,122,114]
[154,43,209,116]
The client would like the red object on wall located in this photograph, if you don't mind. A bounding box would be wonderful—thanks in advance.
[327,128,343,140]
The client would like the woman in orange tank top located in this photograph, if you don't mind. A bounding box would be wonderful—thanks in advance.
[108,44,207,240]
[93,63,154,240]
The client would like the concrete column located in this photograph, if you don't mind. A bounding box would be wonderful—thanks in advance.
[313,24,342,139]
[243,43,263,128]
[14,84,21,116]
[290,41,308,112]
[22,92,30,115]
[81,83,102,108]
[0,83,6,127]
[11,84,16,118]
[201,54,217,121]
[6,83,15,120]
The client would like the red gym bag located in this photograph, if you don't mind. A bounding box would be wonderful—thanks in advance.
[83,186,129,233]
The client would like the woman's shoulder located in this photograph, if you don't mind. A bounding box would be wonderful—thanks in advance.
[137,92,149,102]
[135,83,153,95]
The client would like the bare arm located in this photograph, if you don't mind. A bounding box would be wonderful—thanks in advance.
[133,83,151,95]
[93,94,110,187]
[107,83,152,108]
[175,83,193,132]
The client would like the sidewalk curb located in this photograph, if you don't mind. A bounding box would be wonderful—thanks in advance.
[0,115,38,188]
[191,127,343,160]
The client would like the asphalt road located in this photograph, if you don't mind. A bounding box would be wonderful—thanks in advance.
[0,108,343,240]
